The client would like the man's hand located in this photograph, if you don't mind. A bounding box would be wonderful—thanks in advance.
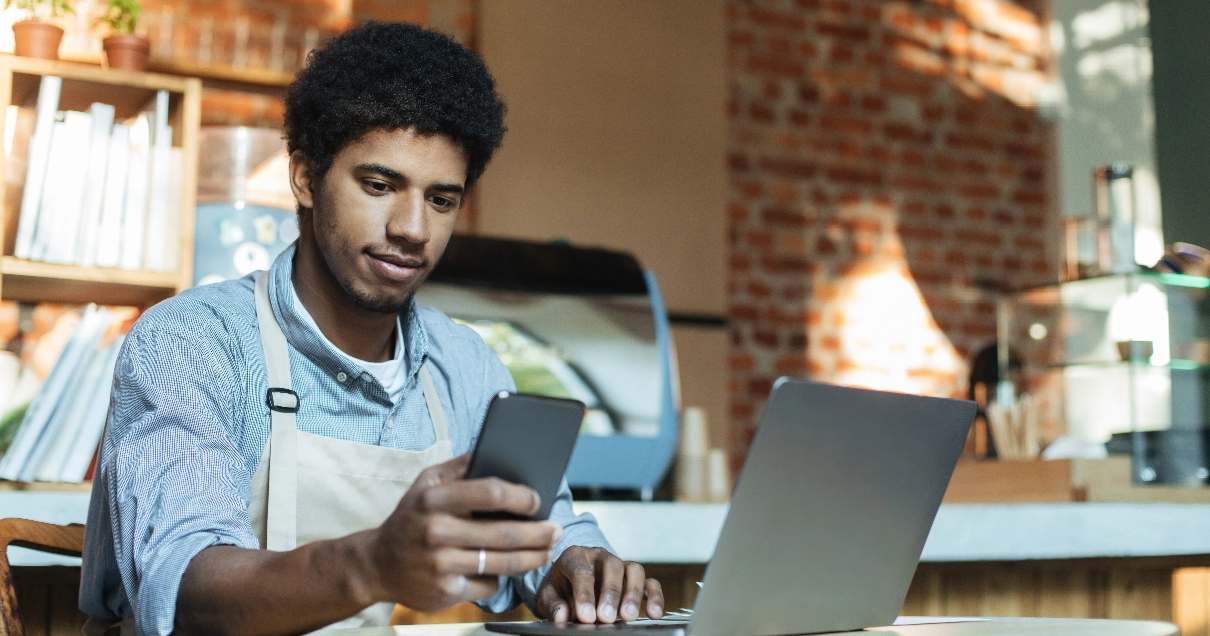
[535,546,664,623]
[368,454,564,611]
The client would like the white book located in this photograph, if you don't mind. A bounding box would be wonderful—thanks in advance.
[93,124,130,268]
[72,103,116,267]
[0,306,108,481]
[32,321,119,482]
[162,147,183,272]
[12,307,110,482]
[37,110,94,264]
[27,112,66,261]
[119,115,150,271]
[14,76,62,259]
[32,342,104,481]
[145,91,171,272]
[58,337,123,483]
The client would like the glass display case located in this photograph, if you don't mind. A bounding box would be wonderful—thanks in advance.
[999,272,1210,485]
[415,235,680,498]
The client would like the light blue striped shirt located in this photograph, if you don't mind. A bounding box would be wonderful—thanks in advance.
[80,245,610,636]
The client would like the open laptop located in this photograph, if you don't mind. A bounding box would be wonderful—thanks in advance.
[487,378,976,636]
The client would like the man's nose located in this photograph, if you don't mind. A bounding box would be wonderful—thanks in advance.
[387,189,430,244]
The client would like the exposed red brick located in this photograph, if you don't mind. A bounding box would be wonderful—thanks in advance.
[753,330,780,348]
[731,304,759,321]
[758,157,818,178]
[825,166,883,185]
[880,76,933,97]
[747,281,773,298]
[820,114,874,134]
[817,21,869,41]
[748,230,774,249]
[955,229,1002,246]
[730,354,755,371]
[1013,189,1046,204]
[958,182,1000,199]
[750,7,807,31]
[762,206,813,227]
[831,44,856,63]
[728,202,749,221]
[749,102,776,123]
[747,55,806,78]
[861,95,887,112]
[884,122,932,143]
[946,133,996,151]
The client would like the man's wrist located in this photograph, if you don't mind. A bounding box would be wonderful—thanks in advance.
[337,528,386,608]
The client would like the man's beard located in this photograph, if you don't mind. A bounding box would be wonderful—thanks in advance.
[335,273,416,315]
[313,194,427,315]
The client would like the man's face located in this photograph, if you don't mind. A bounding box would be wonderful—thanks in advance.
[297,128,467,313]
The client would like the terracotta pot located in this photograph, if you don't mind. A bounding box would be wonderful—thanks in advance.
[12,20,63,60]
[103,34,150,72]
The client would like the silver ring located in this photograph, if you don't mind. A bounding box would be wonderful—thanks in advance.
[477,549,487,576]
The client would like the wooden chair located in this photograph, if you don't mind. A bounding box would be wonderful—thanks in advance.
[0,519,85,636]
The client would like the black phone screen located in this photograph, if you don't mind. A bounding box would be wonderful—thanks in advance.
[465,392,585,521]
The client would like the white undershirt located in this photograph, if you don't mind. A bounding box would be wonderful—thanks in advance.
[292,284,409,403]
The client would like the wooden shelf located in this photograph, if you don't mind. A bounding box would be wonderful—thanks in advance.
[147,59,293,90]
[0,258,182,306]
[0,479,91,492]
[3,54,194,92]
[1,257,178,287]
[0,57,201,307]
[55,53,293,91]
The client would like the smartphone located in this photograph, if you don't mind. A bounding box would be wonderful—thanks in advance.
[465,391,586,521]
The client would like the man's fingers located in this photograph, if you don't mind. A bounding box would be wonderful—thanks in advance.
[423,516,562,550]
[644,578,664,619]
[441,548,552,577]
[570,558,598,623]
[461,575,501,602]
[535,581,571,623]
[595,555,625,623]
[414,454,471,490]
[421,478,541,517]
[618,562,646,622]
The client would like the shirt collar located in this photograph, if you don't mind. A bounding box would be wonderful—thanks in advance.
[266,244,430,389]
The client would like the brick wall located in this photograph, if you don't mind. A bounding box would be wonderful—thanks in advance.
[727,0,1058,465]
[130,0,477,127]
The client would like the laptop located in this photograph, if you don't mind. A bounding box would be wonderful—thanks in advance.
[487,378,976,636]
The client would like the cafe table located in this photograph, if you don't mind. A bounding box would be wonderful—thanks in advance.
[319,617,1179,636]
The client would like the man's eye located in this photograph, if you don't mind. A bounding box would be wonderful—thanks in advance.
[431,196,457,209]
[365,180,390,193]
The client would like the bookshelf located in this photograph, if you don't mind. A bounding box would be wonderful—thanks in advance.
[0,54,201,308]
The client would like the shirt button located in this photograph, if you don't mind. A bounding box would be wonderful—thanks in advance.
[336,372,348,383]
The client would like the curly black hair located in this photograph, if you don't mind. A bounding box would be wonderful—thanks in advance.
[284,21,506,191]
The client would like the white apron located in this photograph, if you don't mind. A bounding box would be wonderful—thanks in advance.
[86,272,451,636]
[247,271,454,629]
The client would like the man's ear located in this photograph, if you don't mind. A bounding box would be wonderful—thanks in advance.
[289,150,316,210]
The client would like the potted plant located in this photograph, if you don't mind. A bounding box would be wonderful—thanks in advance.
[6,0,73,60]
[97,0,147,71]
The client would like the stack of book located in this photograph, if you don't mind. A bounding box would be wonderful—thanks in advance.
[0,304,136,483]
[13,75,183,271]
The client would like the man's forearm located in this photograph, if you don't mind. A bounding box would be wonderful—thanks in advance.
[175,530,382,636]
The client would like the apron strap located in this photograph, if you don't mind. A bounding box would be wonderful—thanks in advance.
[418,364,451,443]
[255,271,299,552]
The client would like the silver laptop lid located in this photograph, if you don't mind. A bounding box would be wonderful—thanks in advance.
[690,379,974,636]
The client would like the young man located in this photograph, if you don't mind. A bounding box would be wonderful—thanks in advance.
[80,22,664,636]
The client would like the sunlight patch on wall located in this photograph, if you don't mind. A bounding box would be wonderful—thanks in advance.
[806,201,967,398]
[883,0,1048,108]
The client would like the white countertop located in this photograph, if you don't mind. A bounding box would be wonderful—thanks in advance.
[7,492,1210,566]
[574,501,1210,564]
